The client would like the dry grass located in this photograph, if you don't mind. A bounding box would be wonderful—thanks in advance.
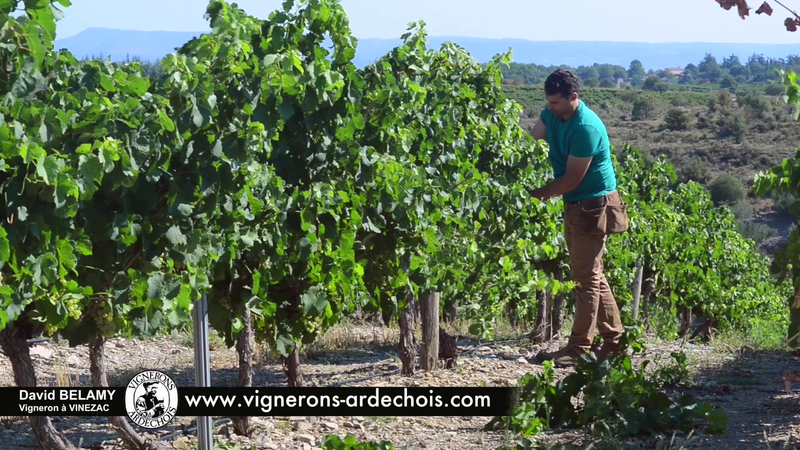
[309,320,401,352]
[0,416,23,430]
[303,312,538,356]
[0,356,75,431]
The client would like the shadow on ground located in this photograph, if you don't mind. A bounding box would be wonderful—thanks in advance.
[678,347,800,449]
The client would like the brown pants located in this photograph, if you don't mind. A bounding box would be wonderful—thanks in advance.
[564,190,624,352]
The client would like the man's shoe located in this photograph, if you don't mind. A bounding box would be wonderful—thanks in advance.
[552,352,581,368]
[533,347,570,363]
[594,341,622,361]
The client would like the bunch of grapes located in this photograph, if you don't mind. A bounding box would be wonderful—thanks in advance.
[64,295,82,321]
[44,323,58,336]
[42,292,82,336]
[256,321,282,359]
[302,316,323,334]
[211,282,232,309]
[89,299,115,337]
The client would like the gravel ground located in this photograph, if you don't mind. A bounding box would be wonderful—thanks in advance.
[0,327,799,450]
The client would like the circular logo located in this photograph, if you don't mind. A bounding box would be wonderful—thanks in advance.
[125,370,179,429]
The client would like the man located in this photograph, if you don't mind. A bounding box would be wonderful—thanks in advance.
[136,382,166,418]
[528,69,625,368]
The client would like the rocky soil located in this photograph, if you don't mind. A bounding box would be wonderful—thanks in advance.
[0,327,799,450]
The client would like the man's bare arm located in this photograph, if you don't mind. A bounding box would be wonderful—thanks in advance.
[531,118,546,140]
[530,155,592,201]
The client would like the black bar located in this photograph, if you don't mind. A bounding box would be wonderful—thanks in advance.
[177,387,518,416]
[0,387,518,418]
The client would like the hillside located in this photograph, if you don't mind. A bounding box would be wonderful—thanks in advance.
[53,28,203,62]
[503,85,800,255]
[54,28,800,70]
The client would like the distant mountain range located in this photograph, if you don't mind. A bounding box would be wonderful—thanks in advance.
[53,28,800,71]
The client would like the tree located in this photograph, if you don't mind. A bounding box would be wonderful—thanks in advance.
[722,54,742,69]
[658,70,677,84]
[598,65,613,81]
[699,53,724,82]
[577,66,600,82]
[683,63,700,79]
[720,74,738,89]
[628,60,646,85]
[730,63,751,82]
[643,75,662,91]
[600,79,616,88]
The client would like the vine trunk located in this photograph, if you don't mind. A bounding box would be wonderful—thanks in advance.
[0,325,78,450]
[89,331,171,450]
[399,293,417,376]
[231,308,254,435]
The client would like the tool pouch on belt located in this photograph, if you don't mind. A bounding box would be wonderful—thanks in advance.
[578,193,629,236]
[605,201,629,235]
[579,203,607,235]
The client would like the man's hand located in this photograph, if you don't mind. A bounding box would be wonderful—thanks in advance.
[529,188,549,201]
[530,155,593,201]
[531,118,546,141]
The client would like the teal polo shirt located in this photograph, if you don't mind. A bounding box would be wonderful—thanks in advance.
[539,100,617,203]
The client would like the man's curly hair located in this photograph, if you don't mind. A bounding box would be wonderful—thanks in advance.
[544,69,580,98]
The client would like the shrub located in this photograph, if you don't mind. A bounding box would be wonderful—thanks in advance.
[739,93,772,118]
[738,221,778,244]
[709,173,747,205]
[664,108,691,131]
[753,122,770,133]
[720,114,747,143]
[632,96,656,121]
[671,96,690,107]
[728,201,753,221]
[766,116,778,130]
[708,91,734,113]
[773,191,798,215]
[619,89,638,104]
[681,156,709,183]
[765,82,786,96]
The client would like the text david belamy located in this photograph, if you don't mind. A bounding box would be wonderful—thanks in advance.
[17,388,117,414]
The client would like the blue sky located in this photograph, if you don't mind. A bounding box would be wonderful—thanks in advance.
[53,0,800,44]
